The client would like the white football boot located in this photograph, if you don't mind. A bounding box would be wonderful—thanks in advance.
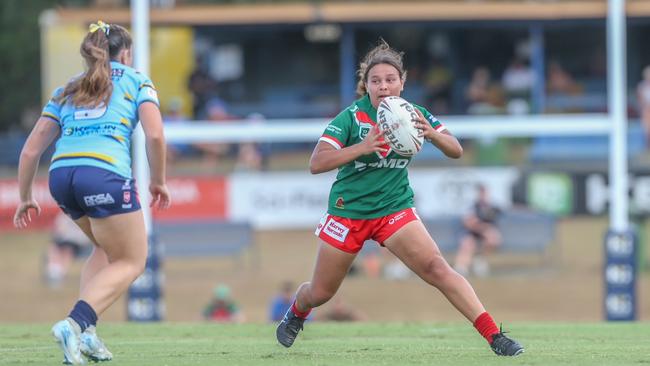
[80,326,113,362]
[51,318,85,365]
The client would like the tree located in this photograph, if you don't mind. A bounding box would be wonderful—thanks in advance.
[0,0,92,132]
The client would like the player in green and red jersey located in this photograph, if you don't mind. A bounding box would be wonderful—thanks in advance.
[277,39,524,357]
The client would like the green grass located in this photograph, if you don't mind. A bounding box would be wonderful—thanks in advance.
[1,322,649,365]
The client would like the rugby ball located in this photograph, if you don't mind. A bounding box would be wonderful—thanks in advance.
[376,96,424,157]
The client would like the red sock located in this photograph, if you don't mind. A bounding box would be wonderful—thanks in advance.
[291,301,312,319]
[473,312,500,343]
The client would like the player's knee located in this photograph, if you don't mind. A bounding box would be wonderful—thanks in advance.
[125,257,146,282]
[421,255,454,286]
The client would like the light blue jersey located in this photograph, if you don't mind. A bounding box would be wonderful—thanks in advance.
[42,61,159,179]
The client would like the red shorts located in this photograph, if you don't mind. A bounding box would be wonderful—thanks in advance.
[315,208,420,254]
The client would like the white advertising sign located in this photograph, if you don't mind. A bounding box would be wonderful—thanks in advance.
[228,168,519,230]
[228,171,336,229]
[409,167,520,217]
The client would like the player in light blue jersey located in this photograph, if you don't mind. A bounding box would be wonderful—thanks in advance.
[14,21,170,364]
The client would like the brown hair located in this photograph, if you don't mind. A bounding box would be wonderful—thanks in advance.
[356,39,407,97]
[58,23,132,108]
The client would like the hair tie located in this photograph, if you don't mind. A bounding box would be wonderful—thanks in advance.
[89,20,110,36]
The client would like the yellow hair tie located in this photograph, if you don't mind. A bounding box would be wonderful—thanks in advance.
[89,20,110,35]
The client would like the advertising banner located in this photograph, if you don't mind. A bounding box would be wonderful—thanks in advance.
[1,177,227,230]
[153,177,227,221]
[0,178,59,229]
[409,167,520,218]
[228,171,335,229]
[228,168,520,229]
[526,172,574,216]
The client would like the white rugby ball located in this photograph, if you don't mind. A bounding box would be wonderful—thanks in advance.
[376,96,424,157]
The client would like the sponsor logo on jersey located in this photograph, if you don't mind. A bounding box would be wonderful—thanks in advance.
[325,125,343,136]
[63,124,118,137]
[147,87,158,101]
[84,193,115,207]
[335,197,345,209]
[427,114,446,132]
[323,219,350,242]
[74,105,107,120]
[354,158,409,171]
[122,179,131,190]
[354,111,375,140]
[111,68,125,80]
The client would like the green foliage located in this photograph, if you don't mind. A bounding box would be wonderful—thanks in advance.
[1,322,650,365]
[0,1,59,131]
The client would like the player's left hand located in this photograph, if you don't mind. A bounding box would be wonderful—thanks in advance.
[413,108,435,141]
[13,199,41,228]
[149,183,171,210]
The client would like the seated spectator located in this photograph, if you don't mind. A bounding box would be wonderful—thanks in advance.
[547,61,581,96]
[203,284,245,323]
[268,281,295,322]
[235,113,266,172]
[502,58,535,98]
[163,96,195,163]
[502,58,534,114]
[194,97,235,170]
[44,212,92,288]
[453,184,502,277]
[465,66,505,115]
[423,57,453,114]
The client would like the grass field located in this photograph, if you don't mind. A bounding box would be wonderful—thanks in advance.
[1,322,649,366]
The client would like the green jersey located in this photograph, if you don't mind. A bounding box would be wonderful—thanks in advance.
[319,95,446,219]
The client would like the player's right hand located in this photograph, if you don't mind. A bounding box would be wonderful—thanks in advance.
[360,126,388,154]
[149,183,171,210]
[13,200,41,228]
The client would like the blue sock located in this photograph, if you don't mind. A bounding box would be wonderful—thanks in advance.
[68,300,97,332]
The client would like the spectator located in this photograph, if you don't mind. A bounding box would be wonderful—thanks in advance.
[235,113,266,172]
[162,96,194,163]
[194,97,235,170]
[423,57,453,114]
[547,61,580,96]
[502,58,534,97]
[203,284,245,323]
[453,184,502,277]
[187,57,218,119]
[44,212,92,287]
[268,281,295,322]
[502,58,534,114]
[465,66,504,115]
[636,65,650,145]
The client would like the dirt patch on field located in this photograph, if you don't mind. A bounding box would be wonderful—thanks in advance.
[1,217,648,323]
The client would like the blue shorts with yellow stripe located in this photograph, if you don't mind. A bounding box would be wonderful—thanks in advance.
[49,166,141,219]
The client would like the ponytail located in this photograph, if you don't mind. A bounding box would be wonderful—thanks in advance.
[57,21,132,108]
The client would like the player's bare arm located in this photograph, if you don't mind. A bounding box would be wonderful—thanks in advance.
[14,117,61,228]
[309,126,387,174]
[413,109,462,159]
